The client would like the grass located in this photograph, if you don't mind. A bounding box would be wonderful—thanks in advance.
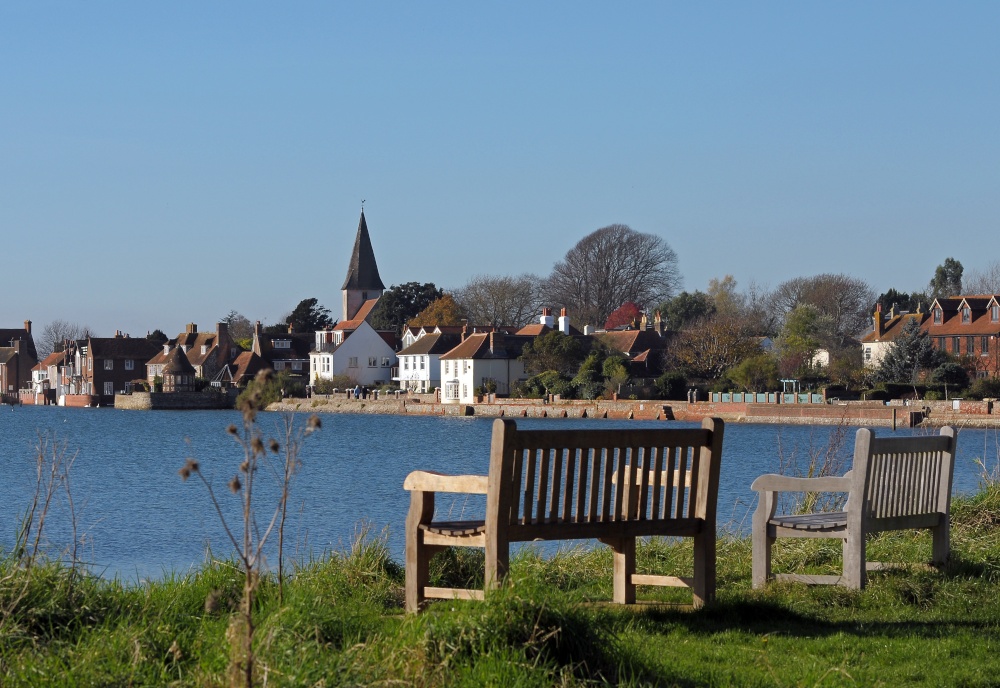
[3,488,1000,686]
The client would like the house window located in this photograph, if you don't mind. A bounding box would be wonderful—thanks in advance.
[993,305,999,322]
[404,358,409,370]
[348,357,358,368]
[982,336,990,356]
[445,381,459,399]
[420,357,425,370]
[953,337,961,354]
[462,384,467,398]
[968,336,976,355]
[103,382,113,396]
[274,362,285,371]
[382,357,390,367]
[934,308,942,324]
[368,356,377,367]
[104,359,113,370]
[125,359,134,371]
[274,340,291,349]
[864,347,871,361]
[201,345,208,355]
[962,307,971,324]
[444,361,449,374]
[292,361,302,371]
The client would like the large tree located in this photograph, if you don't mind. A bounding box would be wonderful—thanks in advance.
[874,319,946,384]
[519,330,588,376]
[221,310,255,343]
[453,273,541,328]
[661,291,716,331]
[37,320,91,358]
[544,224,680,328]
[928,258,963,301]
[408,294,464,327]
[667,313,761,380]
[962,260,1000,295]
[285,298,334,332]
[772,273,875,345]
[874,288,926,314]
[370,282,444,334]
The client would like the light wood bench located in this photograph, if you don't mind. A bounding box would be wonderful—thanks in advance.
[751,426,957,589]
[404,417,725,612]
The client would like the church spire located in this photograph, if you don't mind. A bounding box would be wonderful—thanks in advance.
[341,209,385,291]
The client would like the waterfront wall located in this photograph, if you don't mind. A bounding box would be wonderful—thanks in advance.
[115,390,238,410]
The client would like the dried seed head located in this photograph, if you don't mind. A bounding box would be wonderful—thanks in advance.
[179,466,191,481]
[204,590,222,614]
[229,476,242,493]
[268,438,280,454]
[168,640,182,662]
[178,458,199,481]
[307,415,322,431]
[240,460,250,473]
[226,424,238,436]
[250,437,264,455]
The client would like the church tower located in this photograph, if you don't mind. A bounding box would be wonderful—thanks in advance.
[341,209,386,321]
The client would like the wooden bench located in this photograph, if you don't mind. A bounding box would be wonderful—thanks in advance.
[404,417,725,612]
[751,426,957,589]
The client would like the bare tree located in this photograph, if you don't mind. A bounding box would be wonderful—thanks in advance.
[772,274,875,344]
[544,224,680,328]
[222,311,255,344]
[964,260,1000,295]
[453,273,542,327]
[37,320,90,358]
[667,313,761,380]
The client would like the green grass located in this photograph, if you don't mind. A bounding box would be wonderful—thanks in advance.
[4,489,1000,686]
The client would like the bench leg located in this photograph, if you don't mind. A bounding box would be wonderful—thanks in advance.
[931,517,950,567]
[611,537,636,604]
[751,526,773,590]
[405,491,435,613]
[485,533,509,593]
[843,533,865,590]
[692,531,715,607]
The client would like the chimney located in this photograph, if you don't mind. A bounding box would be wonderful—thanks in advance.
[217,322,231,364]
[540,307,554,329]
[873,304,883,339]
[186,323,198,334]
[288,322,294,334]
[252,321,263,356]
[461,321,469,341]
[558,308,570,335]
[654,310,664,336]
[583,324,594,336]
[24,320,31,334]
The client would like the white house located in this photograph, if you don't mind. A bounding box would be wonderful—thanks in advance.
[438,331,529,404]
[395,331,462,393]
[311,299,397,386]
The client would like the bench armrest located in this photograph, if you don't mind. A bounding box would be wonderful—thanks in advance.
[403,470,488,494]
[751,472,852,494]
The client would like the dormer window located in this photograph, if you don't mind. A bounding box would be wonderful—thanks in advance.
[273,339,291,349]
[933,308,942,324]
[201,345,208,355]
[992,305,999,323]
[962,306,971,324]
[163,344,170,355]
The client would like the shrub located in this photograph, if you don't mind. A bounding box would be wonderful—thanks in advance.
[654,371,687,400]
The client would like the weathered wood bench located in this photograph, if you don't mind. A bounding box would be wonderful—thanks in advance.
[404,417,725,612]
[751,426,957,589]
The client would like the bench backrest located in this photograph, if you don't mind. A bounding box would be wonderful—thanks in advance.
[486,417,724,531]
[850,427,957,522]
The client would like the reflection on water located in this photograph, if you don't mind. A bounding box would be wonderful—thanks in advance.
[0,406,995,580]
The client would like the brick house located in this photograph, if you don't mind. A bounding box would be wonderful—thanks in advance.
[82,333,162,406]
[146,322,235,385]
[924,295,1000,378]
[0,321,38,399]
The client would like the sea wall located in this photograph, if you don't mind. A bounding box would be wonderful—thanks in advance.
[115,390,238,410]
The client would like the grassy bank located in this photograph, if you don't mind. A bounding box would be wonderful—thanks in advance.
[2,488,1000,686]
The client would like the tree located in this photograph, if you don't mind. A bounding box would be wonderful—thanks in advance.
[146,329,169,343]
[778,304,823,374]
[603,302,642,330]
[571,350,607,399]
[772,274,875,346]
[285,298,334,332]
[874,319,946,384]
[408,294,464,327]
[37,320,91,357]
[661,291,716,331]
[874,288,926,314]
[931,362,970,396]
[963,260,1000,295]
[453,274,541,328]
[222,310,255,342]
[667,314,761,380]
[370,282,444,333]
[544,224,680,328]
[928,258,963,301]
[519,330,588,376]
[728,354,779,392]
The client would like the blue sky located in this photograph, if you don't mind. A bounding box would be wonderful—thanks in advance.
[2,2,998,337]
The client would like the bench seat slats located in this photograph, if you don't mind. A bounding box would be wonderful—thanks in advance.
[769,512,848,531]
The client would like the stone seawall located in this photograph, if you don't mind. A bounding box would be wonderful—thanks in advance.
[116,391,238,410]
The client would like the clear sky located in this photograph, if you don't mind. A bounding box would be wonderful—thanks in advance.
[2,2,998,337]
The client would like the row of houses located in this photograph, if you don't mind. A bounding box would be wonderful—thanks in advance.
[862,296,1000,377]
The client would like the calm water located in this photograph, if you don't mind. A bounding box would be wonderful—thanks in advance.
[1,406,995,581]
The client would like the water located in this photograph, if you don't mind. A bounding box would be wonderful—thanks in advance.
[1,406,995,581]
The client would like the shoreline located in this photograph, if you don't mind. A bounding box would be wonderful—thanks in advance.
[267,396,1000,429]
